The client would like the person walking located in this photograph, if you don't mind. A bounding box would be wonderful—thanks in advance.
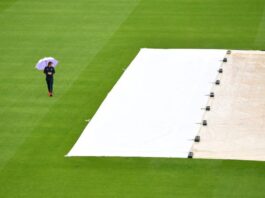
[44,61,55,96]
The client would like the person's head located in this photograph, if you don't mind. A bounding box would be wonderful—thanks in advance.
[48,62,52,67]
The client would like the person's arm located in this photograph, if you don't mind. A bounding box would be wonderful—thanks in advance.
[53,68,55,74]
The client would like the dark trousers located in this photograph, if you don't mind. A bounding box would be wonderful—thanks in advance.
[46,77,54,93]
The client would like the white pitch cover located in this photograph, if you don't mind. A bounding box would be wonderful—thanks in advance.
[67,49,226,158]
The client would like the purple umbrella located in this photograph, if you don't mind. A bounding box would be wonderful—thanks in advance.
[36,57,58,70]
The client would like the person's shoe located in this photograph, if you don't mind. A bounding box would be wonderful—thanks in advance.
[50,92,53,97]
[48,92,51,96]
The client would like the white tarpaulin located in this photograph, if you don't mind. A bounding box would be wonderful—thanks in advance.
[67,49,226,158]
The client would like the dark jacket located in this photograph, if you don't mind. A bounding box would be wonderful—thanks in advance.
[44,66,55,78]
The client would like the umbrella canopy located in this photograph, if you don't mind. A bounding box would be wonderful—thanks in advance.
[36,57,58,70]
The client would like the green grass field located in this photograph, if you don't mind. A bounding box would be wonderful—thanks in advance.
[0,0,265,197]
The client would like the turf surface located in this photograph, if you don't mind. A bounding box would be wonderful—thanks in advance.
[0,0,265,197]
